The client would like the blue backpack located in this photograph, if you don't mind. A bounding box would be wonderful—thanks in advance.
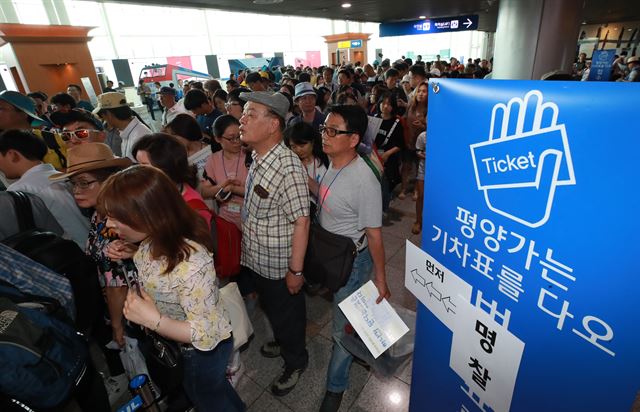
[0,295,88,409]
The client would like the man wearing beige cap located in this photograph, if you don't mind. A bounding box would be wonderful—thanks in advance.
[94,92,151,159]
[239,90,310,396]
[624,56,640,82]
[287,82,325,131]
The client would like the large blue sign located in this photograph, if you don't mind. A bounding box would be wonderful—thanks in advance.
[380,15,478,37]
[409,79,640,412]
[588,49,616,81]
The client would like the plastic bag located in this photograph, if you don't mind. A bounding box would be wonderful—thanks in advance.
[118,336,151,380]
[220,282,254,351]
[340,303,416,377]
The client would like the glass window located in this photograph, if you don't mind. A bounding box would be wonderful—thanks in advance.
[13,0,49,25]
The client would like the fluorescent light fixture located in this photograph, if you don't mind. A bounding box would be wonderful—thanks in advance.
[419,15,427,19]
[342,3,351,8]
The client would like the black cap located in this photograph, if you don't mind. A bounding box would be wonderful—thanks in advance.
[246,72,263,84]
[50,109,103,130]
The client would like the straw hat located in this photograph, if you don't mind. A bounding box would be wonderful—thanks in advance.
[49,143,132,180]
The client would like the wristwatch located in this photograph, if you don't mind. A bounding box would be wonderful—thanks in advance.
[288,267,304,276]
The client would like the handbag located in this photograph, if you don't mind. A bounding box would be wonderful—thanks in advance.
[219,282,254,351]
[304,158,366,293]
[141,330,183,396]
[303,220,365,293]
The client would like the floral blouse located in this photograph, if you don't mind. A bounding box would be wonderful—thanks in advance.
[134,238,232,351]
[86,212,137,288]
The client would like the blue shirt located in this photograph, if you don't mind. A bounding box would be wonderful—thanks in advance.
[77,100,94,112]
[197,108,223,137]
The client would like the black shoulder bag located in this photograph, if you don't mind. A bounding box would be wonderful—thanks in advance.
[303,158,365,293]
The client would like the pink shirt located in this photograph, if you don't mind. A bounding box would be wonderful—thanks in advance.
[182,184,212,230]
[204,150,248,230]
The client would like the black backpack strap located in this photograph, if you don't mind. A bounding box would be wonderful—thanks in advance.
[40,130,67,169]
[7,191,36,231]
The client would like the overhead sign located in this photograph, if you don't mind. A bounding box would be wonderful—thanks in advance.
[408,79,640,412]
[337,39,362,49]
[379,15,478,37]
[588,49,616,81]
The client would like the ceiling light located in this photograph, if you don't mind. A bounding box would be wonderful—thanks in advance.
[252,0,283,4]
[342,3,351,8]
[419,15,427,19]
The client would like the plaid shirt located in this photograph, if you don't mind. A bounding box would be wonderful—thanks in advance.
[0,244,76,320]
[241,141,309,280]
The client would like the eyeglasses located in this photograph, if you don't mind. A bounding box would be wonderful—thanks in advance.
[319,124,355,137]
[70,180,98,191]
[225,102,241,108]
[61,129,99,142]
[221,134,241,142]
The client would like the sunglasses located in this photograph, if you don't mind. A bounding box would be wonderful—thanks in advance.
[61,129,99,142]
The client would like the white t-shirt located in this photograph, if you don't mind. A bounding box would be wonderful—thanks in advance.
[317,156,382,245]
[8,163,90,248]
[120,117,152,159]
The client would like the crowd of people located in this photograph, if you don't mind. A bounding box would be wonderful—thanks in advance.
[0,48,636,411]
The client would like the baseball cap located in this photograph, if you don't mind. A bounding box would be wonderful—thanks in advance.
[239,91,289,119]
[294,82,315,101]
[93,92,128,114]
[50,109,103,130]
[401,74,411,84]
[0,91,43,122]
[159,86,176,96]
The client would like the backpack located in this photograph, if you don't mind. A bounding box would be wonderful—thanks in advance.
[0,295,88,409]
[1,191,103,334]
[187,198,242,278]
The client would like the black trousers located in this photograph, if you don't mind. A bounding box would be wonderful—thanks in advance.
[249,269,308,370]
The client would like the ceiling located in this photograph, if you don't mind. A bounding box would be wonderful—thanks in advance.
[101,0,640,32]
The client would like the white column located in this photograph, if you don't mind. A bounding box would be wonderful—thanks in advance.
[492,0,583,79]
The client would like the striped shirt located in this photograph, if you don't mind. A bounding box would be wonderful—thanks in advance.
[241,141,309,280]
[0,243,75,320]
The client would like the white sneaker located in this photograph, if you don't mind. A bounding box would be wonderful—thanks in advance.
[226,361,244,388]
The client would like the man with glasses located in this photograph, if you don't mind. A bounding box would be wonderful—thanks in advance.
[0,130,89,247]
[93,92,151,159]
[0,90,67,170]
[51,109,122,156]
[318,105,390,412]
[238,90,311,397]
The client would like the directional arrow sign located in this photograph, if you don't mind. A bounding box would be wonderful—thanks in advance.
[380,14,478,37]
[425,282,442,301]
[411,268,426,287]
[405,241,473,331]
[441,296,457,314]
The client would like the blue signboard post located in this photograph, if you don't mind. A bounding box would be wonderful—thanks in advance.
[380,15,478,37]
[588,49,617,81]
[407,79,640,411]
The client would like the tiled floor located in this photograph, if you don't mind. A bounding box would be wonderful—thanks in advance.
[235,194,420,412]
